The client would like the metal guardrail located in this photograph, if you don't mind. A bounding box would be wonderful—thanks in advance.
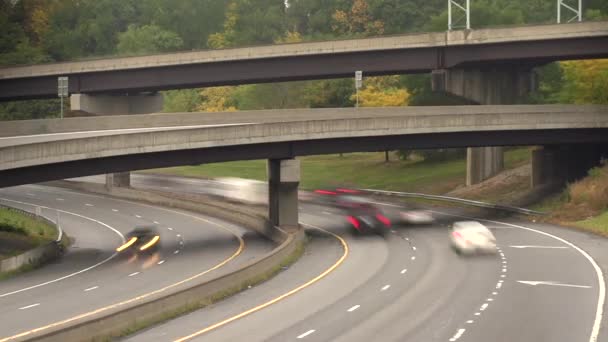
[359,188,547,216]
[0,202,63,242]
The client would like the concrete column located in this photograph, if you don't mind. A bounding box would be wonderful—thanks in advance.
[439,66,535,185]
[268,159,300,231]
[530,146,560,188]
[466,146,505,186]
[70,93,162,188]
[70,93,163,116]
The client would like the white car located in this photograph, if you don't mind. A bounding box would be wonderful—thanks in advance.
[450,221,497,255]
[400,209,434,225]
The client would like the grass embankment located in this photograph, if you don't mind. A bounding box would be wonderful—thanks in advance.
[0,207,57,260]
[533,163,608,236]
[143,149,530,194]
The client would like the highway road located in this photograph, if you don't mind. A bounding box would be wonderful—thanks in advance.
[65,174,606,342]
[0,184,273,341]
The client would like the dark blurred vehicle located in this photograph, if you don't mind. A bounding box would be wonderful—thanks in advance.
[314,189,391,234]
[116,226,161,254]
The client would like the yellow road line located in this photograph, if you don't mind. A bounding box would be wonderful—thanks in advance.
[0,206,245,342]
[174,223,349,342]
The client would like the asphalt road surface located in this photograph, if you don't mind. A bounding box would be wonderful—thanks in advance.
[77,173,605,342]
[1,175,605,342]
[0,184,273,341]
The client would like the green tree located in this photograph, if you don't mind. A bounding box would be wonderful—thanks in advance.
[117,24,183,55]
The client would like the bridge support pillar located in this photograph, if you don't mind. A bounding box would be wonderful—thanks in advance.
[437,67,536,186]
[268,159,300,232]
[530,146,560,188]
[70,93,163,189]
[105,172,131,190]
[70,93,163,116]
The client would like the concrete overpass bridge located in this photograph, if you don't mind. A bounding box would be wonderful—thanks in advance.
[1,21,607,186]
[1,105,607,229]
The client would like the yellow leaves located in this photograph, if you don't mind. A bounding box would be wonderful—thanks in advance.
[197,87,237,112]
[560,59,608,104]
[274,31,303,44]
[352,76,410,107]
[331,0,384,35]
[208,1,238,49]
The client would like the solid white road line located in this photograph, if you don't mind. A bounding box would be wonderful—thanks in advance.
[0,198,124,298]
[128,272,140,277]
[449,328,466,341]
[381,284,391,291]
[84,286,99,292]
[429,209,606,342]
[510,245,568,249]
[19,303,40,310]
[517,280,592,289]
[0,123,255,141]
[347,305,360,312]
[297,330,316,339]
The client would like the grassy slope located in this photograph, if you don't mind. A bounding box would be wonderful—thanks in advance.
[533,163,608,236]
[0,208,57,259]
[144,149,530,194]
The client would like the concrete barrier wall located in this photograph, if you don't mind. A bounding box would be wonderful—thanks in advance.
[10,181,303,341]
[30,230,303,342]
[0,204,65,273]
[2,105,607,171]
[1,21,605,80]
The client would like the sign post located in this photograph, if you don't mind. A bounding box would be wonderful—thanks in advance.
[355,70,362,109]
[58,76,69,118]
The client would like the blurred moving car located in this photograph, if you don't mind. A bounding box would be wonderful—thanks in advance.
[116,226,161,254]
[313,188,391,234]
[399,208,434,225]
[449,221,497,255]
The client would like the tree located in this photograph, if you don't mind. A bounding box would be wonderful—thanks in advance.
[117,24,183,55]
[332,0,384,36]
[197,87,238,112]
[353,76,410,107]
[559,59,608,104]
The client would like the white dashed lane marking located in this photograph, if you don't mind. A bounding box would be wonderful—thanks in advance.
[112,209,118,212]
[85,203,93,207]
[411,256,416,261]
[449,328,466,342]
[56,198,64,201]
[84,286,98,292]
[480,303,488,311]
[347,305,360,312]
[128,272,140,277]
[174,250,180,254]
[19,303,40,310]
[381,284,391,291]
[158,260,165,265]
[297,330,316,339]
[135,214,142,218]
[153,221,160,224]
[400,269,407,274]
